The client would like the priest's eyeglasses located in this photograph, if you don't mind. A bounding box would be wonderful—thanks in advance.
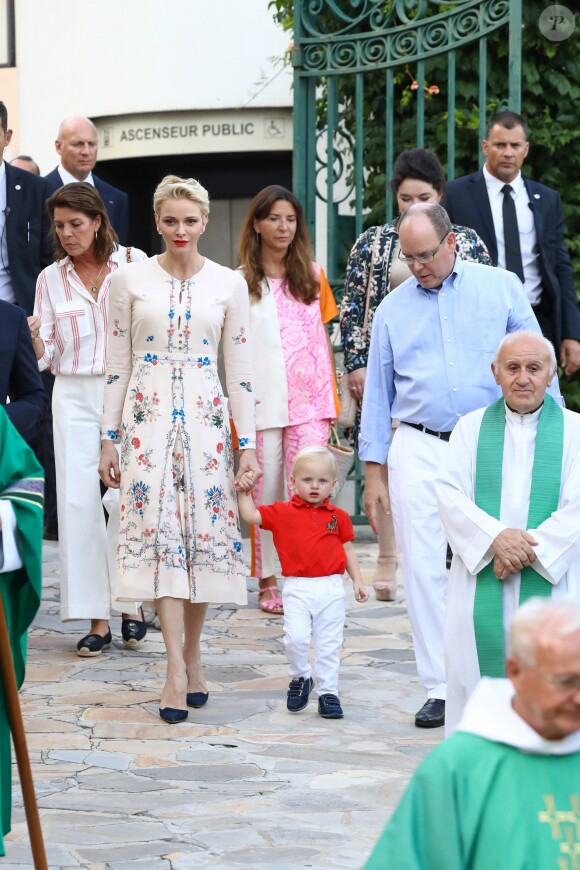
[398,233,449,266]
[545,673,580,691]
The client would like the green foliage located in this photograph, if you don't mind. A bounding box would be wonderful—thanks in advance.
[270,1,580,405]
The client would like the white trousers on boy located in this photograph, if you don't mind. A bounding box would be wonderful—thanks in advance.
[282,574,346,696]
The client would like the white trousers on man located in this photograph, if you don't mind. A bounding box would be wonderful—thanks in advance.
[387,424,448,699]
[282,574,346,696]
[53,374,132,620]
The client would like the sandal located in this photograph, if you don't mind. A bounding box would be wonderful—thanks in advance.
[258,585,284,615]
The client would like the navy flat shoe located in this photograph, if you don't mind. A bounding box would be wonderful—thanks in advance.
[186,692,209,708]
[159,707,188,724]
[122,607,147,649]
[76,629,112,657]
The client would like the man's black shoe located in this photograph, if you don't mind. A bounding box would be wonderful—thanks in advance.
[415,698,445,728]
[286,676,314,712]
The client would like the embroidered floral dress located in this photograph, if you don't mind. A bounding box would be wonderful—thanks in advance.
[102,256,255,605]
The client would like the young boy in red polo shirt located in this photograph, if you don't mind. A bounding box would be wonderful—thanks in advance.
[237,446,368,719]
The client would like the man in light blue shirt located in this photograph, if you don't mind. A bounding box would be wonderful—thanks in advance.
[360,202,553,729]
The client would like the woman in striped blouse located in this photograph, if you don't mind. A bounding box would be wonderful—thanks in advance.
[29,183,147,656]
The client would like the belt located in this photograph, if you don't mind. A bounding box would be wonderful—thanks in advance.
[406,422,451,441]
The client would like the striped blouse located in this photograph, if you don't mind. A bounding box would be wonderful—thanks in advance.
[34,246,146,376]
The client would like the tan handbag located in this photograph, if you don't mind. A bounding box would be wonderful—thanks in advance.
[327,424,354,494]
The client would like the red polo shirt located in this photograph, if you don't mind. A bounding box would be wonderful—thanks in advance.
[258,495,355,577]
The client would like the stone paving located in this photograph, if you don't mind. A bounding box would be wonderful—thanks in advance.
[3,535,443,869]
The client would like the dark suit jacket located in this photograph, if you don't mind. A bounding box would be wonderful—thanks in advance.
[5,163,53,316]
[44,167,129,245]
[443,169,580,350]
[0,300,46,437]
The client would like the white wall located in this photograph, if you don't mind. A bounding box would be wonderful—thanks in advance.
[12,0,293,172]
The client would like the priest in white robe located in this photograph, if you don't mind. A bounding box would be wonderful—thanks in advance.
[364,599,580,869]
[435,331,580,733]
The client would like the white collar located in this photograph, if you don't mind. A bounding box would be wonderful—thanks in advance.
[0,160,5,186]
[504,401,543,427]
[457,678,580,755]
[483,165,524,196]
[58,165,94,186]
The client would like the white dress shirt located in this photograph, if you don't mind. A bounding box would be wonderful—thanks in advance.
[483,166,543,306]
[0,161,15,304]
[58,165,95,186]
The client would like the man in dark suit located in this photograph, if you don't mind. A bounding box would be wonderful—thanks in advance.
[44,116,128,243]
[0,102,53,315]
[443,110,580,376]
[0,300,46,438]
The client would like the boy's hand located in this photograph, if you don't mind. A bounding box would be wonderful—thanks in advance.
[235,471,256,492]
[354,581,369,603]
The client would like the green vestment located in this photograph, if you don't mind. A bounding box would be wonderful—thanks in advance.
[364,731,580,870]
[0,408,44,857]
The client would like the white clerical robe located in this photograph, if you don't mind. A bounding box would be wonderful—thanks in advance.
[435,402,580,733]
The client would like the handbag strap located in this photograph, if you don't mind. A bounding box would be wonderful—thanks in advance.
[362,228,381,333]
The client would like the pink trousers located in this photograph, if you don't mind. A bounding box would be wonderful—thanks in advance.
[250,421,330,579]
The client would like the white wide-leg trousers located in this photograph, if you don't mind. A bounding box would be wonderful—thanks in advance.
[53,374,121,620]
[282,574,346,696]
[387,424,448,699]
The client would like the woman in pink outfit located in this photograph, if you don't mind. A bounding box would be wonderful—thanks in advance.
[238,186,339,614]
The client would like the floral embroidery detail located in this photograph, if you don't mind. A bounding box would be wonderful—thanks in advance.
[129,480,150,517]
[239,381,252,392]
[143,353,159,364]
[203,338,209,345]
[201,451,219,474]
[195,356,212,368]
[106,428,120,440]
[204,485,225,524]
[232,326,247,345]
[172,408,186,423]
[196,396,224,428]
[106,373,120,385]
[130,386,160,425]
[233,540,242,553]
[112,319,127,337]
[238,437,250,448]
[146,335,154,342]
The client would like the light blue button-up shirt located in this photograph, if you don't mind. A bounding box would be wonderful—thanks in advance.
[359,257,560,464]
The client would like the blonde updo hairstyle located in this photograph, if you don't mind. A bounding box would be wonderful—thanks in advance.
[153,174,210,217]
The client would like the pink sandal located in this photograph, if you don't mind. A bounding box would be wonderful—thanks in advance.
[258,585,284,615]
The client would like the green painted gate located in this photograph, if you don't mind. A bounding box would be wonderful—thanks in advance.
[291,0,522,520]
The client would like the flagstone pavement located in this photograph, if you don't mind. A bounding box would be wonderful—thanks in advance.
[4,535,443,870]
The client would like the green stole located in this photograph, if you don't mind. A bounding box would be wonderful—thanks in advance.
[473,395,562,678]
[0,409,44,857]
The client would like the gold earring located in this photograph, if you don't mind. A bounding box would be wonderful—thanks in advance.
[95,230,98,242]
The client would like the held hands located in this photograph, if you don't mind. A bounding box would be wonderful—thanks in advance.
[491,528,538,580]
[233,449,261,492]
[98,441,121,489]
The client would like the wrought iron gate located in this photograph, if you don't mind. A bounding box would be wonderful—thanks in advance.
[291,0,522,520]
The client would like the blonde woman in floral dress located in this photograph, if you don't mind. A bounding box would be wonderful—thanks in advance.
[99,176,260,723]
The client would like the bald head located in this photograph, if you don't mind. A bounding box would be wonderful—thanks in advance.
[56,116,98,180]
[491,331,556,414]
